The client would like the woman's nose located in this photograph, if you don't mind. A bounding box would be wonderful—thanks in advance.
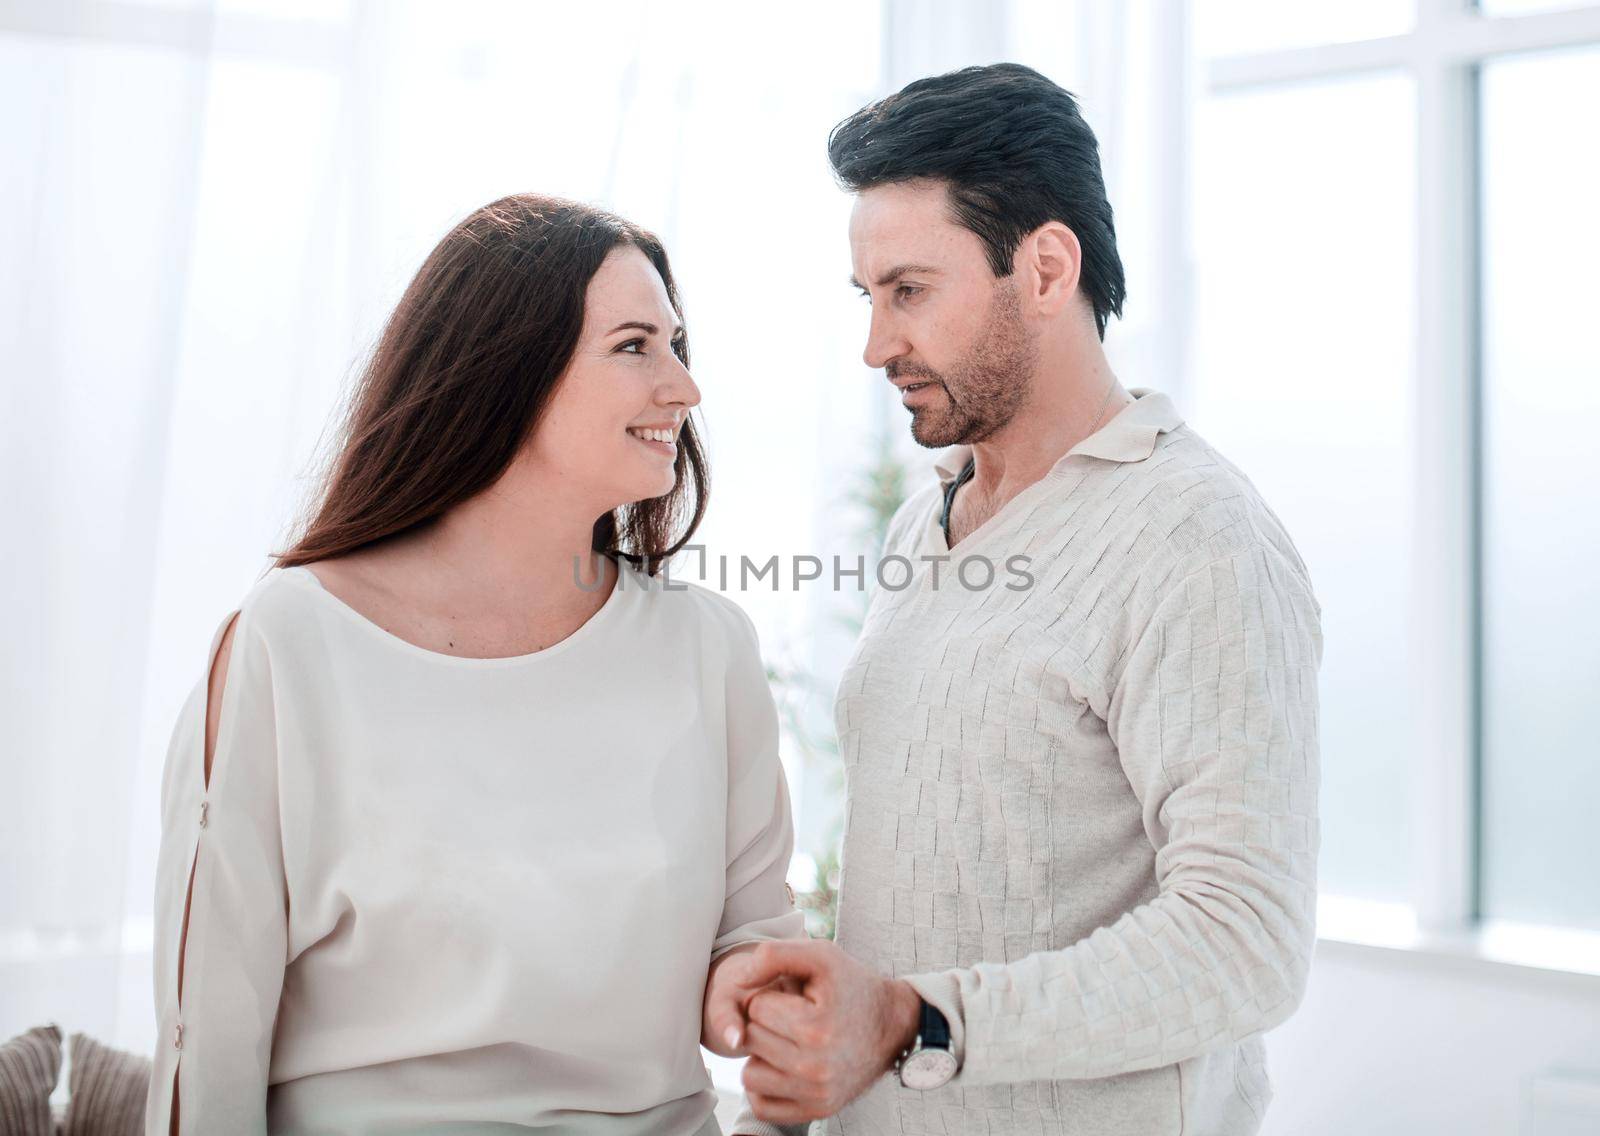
[661,355,700,408]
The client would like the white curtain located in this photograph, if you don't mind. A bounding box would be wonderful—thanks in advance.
[1,0,1186,1062]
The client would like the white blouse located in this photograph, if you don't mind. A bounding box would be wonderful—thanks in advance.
[144,557,807,1135]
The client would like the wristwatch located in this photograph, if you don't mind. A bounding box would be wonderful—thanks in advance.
[894,999,958,1090]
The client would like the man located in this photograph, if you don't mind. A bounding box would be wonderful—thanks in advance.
[707,63,1322,1135]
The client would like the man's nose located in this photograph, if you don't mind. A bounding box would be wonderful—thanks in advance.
[863,310,907,371]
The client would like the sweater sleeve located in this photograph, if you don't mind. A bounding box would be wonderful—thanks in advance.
[145,605,289,1136]
[902,542,1322,1084]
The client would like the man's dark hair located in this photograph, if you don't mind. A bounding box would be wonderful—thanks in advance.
[828,62,1126,340]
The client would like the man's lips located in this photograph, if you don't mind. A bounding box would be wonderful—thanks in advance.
[899,381,942,406]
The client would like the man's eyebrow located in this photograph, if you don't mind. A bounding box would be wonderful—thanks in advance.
[849,264,942,291]
[607,320,686,337]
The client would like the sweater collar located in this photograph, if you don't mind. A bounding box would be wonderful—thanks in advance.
[932,387,1183,485]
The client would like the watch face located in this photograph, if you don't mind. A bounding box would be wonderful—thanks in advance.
[900,1047,958,1090]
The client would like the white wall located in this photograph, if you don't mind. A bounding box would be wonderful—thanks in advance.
[1262,942,1600,1135]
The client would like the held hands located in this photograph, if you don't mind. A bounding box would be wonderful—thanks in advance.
[703,939,922,1125]
[702,943,802,1057]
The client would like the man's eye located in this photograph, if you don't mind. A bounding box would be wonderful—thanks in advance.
[896,285,923,300]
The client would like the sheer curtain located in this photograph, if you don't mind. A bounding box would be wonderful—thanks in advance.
[1,0,886,1054]
[2,0,222,1053]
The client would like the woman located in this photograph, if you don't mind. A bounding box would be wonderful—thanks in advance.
[145,194,807,1134]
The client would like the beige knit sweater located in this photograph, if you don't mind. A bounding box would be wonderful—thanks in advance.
[825,389,1322,1135]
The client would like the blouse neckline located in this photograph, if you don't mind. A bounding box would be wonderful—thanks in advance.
[276,555,635,668]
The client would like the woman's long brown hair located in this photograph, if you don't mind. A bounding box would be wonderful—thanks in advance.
[273,193,707,575]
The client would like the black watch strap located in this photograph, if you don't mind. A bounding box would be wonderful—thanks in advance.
[918,999,951,1050]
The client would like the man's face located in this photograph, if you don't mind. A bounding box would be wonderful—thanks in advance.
[849,180,1038,448]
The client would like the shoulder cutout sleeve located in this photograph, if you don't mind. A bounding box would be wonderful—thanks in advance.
[146,602,289,1136]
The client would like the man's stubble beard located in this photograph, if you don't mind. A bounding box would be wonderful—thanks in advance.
[892,280,1039,450]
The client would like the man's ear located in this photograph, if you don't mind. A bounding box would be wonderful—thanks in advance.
[1021,221,1082,317]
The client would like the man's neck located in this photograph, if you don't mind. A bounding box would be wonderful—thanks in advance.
[961,351,1129,509]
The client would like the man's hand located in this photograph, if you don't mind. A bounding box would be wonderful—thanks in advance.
[730,939,922,1124]
[702,943,802,1057]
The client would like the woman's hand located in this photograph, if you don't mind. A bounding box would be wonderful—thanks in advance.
[702,943,803,1057]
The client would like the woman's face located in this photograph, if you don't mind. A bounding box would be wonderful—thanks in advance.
[528,245,700,512]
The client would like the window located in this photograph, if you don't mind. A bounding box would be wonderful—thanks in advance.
[1194,0,1412,57]
[1196,0,1600,946]
[1478,43,1600,933]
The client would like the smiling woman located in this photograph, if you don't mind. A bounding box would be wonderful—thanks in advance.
[142,193,810,1135]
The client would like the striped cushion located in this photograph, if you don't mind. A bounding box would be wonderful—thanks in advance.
[63,1034,149,1136]
[0,1024,62,1136]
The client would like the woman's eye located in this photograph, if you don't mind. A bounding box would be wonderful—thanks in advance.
[617,339,646,354]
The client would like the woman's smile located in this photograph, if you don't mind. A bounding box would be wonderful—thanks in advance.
[627,424,678,456]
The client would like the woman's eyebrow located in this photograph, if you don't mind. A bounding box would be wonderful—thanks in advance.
[607,320,685,337]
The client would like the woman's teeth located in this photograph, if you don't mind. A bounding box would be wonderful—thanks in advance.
[627,427,676,444]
